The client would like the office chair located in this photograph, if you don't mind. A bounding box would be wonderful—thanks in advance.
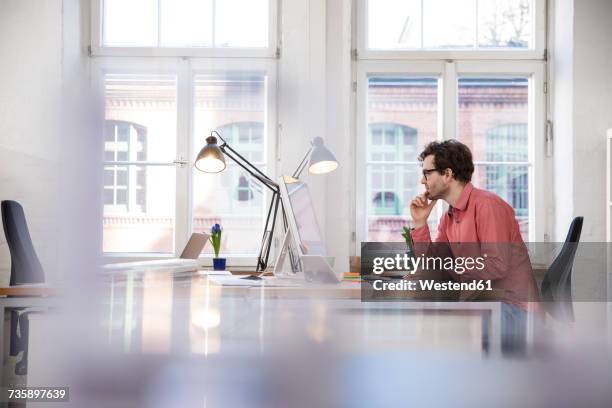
[540,216,583,322]
[1,200,45,375]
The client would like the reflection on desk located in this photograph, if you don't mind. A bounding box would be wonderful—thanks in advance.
[103,268,502,358]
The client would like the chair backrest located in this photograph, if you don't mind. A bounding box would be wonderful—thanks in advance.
[540,216,583,321]
[1,200,45,285]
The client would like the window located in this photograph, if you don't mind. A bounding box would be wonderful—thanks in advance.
[485,123,529,236]
[97,2,277,262]
[104,121,147,211]
[236,175,254,202]
[361,76,439,242]
[93,0,276,56]
[458,78,531,241]
[356,1,547,247]
[102,75,177,254]
[192,76,269,256]
[99,62,275,260]
[368,122,419,236]
[367,0,532,50]
[359,0,545,58]
[215,122,263,203]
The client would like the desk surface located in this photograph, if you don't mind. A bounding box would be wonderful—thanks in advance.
[102,268,502,357]
[0,266,505,389]
[0,285,56,297]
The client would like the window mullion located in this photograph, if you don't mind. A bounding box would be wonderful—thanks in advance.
[442,61,457,141]
[473,0,478,49]
[174,59,192,256]
[212,0,216,47]
[157,0,162,47]
[437,62,458,228]
[420,0,424,48]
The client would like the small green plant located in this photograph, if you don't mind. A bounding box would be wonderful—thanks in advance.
[401,226,414,253]
[210,223,222,258]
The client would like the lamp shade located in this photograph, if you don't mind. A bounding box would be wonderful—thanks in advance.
[308,137,338,174]
[195,135,226,173]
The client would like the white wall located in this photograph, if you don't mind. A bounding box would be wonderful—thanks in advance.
[324,0,352,273]
[571,0,612,242]
[551,0,612,242]
[60,0,103,282]
[0,0,64,283]
[550,0,574,242]
[278,0,330,254]
[278,0,352,274]
[0,0,100,285]
[550,0,612,327]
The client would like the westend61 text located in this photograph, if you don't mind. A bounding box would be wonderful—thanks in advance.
[372,279,493,291]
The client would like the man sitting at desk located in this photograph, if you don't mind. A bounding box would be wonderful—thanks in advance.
[409,140,540,351]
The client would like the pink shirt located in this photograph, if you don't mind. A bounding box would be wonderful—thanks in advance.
[411,182,540,310]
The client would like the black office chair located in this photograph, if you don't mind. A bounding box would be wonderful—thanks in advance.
[540,216,583,321]
[1,200,45,375]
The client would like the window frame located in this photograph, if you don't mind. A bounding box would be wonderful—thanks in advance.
[455,60,545,244]
[90,0,279,58]
[355,61,445,250]
[189,58,278,266]
[354,59,546,252]
[356,0,546,61]
[97,60,180,258]
[95,57,278,266]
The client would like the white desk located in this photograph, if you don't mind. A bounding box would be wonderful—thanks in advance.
[104,269,502,357]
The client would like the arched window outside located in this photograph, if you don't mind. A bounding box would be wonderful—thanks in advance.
[103,120,147,212]
[368,123,418,215]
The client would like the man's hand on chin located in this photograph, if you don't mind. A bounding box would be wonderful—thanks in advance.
[410,191,437,229]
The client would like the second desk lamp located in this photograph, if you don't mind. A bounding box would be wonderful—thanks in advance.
[194,132,338,273]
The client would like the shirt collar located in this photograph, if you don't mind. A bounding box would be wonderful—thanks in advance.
[449,182,474,213]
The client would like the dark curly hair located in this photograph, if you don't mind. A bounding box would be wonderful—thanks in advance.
[418,140,474,183]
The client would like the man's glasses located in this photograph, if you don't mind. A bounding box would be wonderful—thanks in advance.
[422,168,442,179]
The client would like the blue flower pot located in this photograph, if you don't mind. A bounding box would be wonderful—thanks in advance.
[213,258,226,271]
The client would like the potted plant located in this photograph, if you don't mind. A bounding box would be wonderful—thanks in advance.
[401,226,414,256]
[210,223,226,270]
[401,226,418,278]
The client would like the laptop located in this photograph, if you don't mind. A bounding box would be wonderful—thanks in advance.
[179,232,209,259]
[103,233,209,273]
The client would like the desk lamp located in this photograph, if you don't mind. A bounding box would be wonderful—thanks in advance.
[195,131,338,273]
[291,136,339,179]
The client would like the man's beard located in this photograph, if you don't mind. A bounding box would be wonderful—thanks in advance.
[426,186,444,201]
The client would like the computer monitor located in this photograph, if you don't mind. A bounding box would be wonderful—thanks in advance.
[277,176,341,283]
[278,177,326,257]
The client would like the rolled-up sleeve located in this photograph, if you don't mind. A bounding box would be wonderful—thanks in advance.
[411,225,432,243]
[412,216,449,259]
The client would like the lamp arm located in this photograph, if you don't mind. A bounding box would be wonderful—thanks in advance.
[208,131,286,273]
[213,132,275,186]
[222,149,279,191]
[291,146,314,179]
[220,148,282,273]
